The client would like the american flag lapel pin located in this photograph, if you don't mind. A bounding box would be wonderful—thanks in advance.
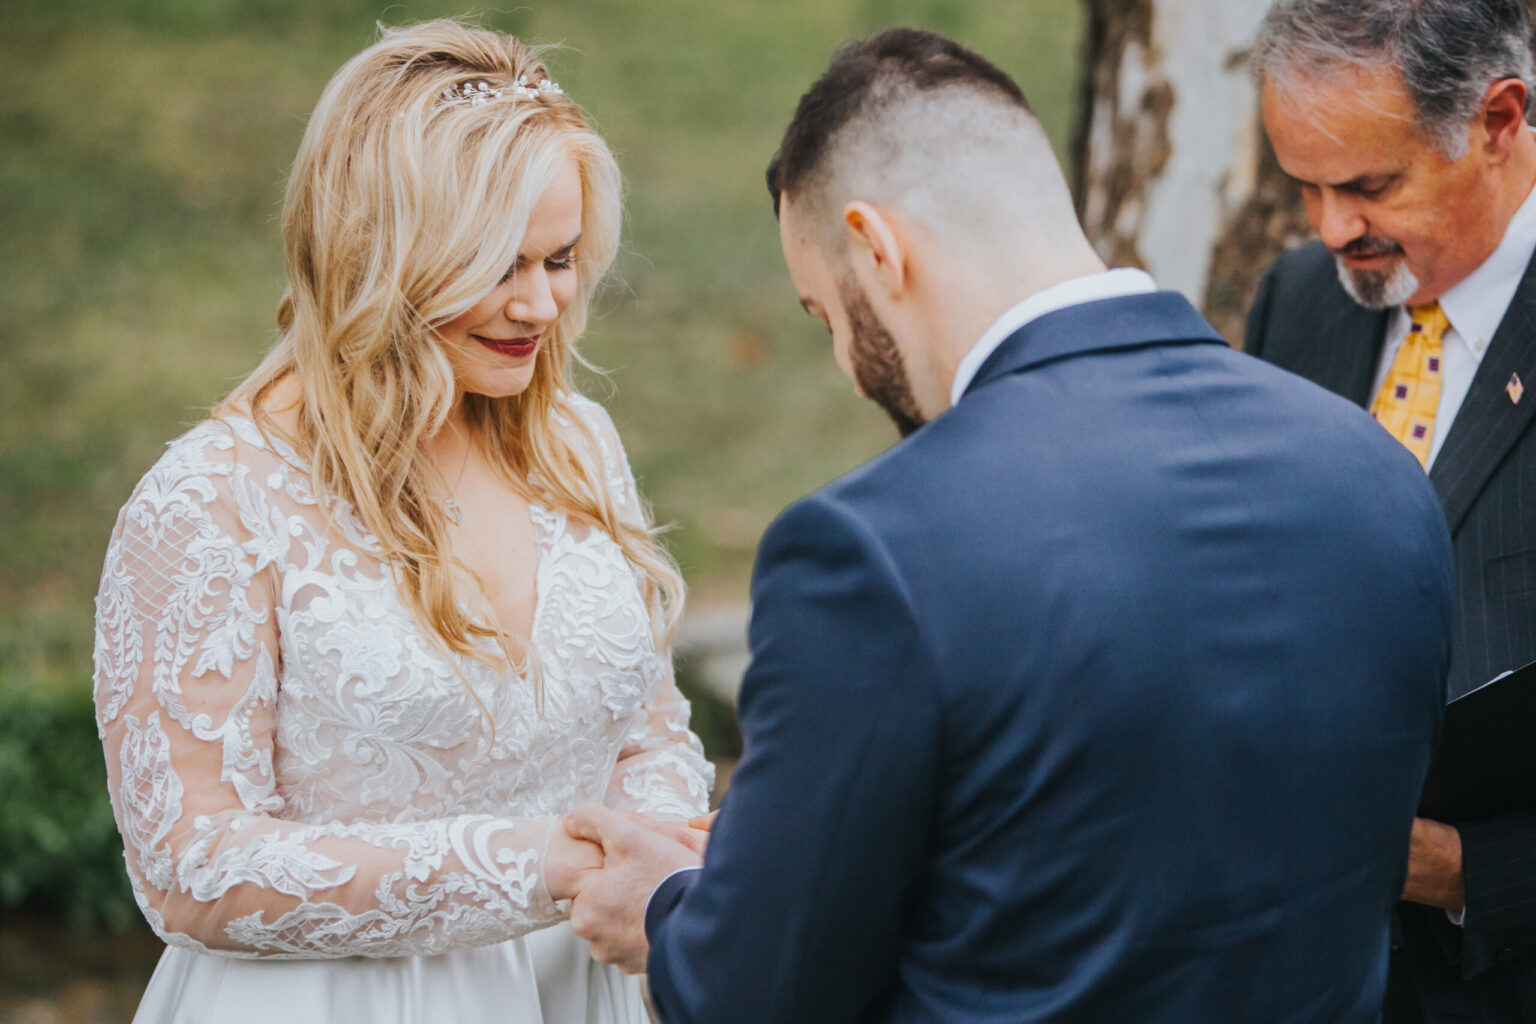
[1508,372,1525,406]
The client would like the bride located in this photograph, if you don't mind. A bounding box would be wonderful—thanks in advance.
[91,20,712,1024]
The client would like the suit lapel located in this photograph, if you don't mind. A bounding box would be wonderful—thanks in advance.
[1429,251,1536,534]
[1309,300,1389,407]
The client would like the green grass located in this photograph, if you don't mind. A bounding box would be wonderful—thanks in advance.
[0,0,1084,695]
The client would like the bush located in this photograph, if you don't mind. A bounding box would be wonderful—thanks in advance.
[0,684,141,931]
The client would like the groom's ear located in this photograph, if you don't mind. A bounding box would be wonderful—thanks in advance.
[842,201,909,300]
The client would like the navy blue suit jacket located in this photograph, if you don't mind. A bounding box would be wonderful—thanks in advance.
[647,291,1454,1023]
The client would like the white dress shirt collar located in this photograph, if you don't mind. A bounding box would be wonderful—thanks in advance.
[949,268,1159,406]
[1436,175,1536,354]
[1375,173,1536,468]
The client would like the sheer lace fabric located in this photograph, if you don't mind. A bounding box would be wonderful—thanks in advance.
[93,397,712,960]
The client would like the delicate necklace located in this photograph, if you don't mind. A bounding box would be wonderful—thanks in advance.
[441,432,472,525]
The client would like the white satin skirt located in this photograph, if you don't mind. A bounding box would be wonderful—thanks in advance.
[131,922,648,1024]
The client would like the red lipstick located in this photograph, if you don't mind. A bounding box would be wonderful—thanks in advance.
[475,335,538,358]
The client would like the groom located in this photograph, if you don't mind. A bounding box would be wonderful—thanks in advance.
[566,28,1454,1022]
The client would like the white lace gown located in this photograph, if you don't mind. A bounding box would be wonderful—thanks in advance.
[91,397,714,1024]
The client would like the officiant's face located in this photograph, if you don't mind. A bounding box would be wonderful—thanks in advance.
[1262,63,1507,308]
[778,197,926,437]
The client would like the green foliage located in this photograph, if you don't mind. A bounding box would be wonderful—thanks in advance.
[0,685,140,931]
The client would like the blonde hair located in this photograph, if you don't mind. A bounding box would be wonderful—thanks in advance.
[223,19,683,672]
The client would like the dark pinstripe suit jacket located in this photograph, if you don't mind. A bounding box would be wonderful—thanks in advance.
[1248,241,1536,1022]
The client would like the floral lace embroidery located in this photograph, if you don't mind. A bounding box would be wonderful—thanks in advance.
[93,397,712,958]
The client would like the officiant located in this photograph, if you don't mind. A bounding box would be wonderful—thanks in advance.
[1245,1,1536,1018]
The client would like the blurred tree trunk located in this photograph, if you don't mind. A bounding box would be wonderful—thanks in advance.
[1073,0,1311,346]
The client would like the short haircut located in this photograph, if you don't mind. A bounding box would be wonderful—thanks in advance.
[766,28,1033,217]
[1252,0,1533,157]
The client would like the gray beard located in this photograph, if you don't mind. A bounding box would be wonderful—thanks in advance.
[1335,256,1421,310]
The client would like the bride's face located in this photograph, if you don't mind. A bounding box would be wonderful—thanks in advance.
[436,151,584,403]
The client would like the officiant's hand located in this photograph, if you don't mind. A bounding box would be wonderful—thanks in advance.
[1401,817,1465,914]
[564,803,703,973]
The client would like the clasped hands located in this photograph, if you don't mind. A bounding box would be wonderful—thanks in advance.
[545,805,716,973]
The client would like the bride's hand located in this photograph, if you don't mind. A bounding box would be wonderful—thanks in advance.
[623,810,712,857]
[545,827,605,901]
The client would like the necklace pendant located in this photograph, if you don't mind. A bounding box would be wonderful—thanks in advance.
[445,497,464,525]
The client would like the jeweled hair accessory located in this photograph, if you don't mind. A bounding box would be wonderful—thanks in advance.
[439,75,564,107]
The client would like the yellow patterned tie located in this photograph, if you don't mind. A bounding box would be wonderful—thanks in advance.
[1370,301,1447,469]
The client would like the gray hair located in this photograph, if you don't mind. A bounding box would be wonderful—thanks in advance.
[1252,0,1533,157]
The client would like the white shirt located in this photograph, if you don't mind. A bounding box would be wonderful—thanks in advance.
[1372,178,1536,469]
[949,269,1159,407]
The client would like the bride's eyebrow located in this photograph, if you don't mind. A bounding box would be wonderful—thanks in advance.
[521,234,583,262]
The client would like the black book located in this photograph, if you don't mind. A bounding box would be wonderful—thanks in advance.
[1419,660,1536,823]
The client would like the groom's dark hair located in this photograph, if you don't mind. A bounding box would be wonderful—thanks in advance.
[766,28,1033,217]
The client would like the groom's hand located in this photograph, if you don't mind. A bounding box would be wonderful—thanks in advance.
[564,803,702,973]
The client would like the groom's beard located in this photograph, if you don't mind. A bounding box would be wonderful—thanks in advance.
[1332,234,1420,309]
[837,278,926,438]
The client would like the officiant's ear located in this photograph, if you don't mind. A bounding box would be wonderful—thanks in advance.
[842,201,909,300]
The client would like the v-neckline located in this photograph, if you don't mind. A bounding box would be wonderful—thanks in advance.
[217,412,554,657]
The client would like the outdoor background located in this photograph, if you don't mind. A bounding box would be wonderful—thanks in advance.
[0,0,1083,1019]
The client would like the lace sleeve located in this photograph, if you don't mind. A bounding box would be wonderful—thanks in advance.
[92,430,567,959]
[605,653,714,820]
[570,396,715,820]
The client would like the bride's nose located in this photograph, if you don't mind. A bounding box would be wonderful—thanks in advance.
[504,265,559,326]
